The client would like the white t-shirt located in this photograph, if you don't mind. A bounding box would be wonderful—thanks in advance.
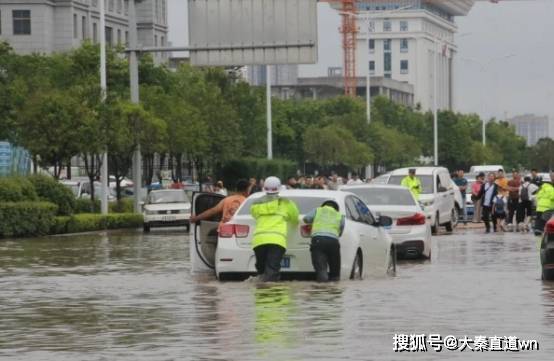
[347,179,364,185]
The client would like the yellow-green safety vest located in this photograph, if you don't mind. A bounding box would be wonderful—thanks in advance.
[401,176,423,199]
[536,183,554,213]
[250,197,299,249]
[312,206,342,238]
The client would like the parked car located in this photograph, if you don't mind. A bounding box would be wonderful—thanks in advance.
[190,190,396,281]
[341,184,431,259]
[469,165,504,175]
[142,189,191,232]
[540,213,554,280]
[385,167,460,234]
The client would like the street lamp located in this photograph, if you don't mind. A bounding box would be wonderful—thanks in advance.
[99,0,108,214]
[458,54,516,146]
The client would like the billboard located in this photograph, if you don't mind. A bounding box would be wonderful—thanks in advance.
[188,0,318,66]
[0,142,31,176]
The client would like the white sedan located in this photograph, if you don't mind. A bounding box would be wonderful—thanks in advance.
[341,185,432,259]
[143,190,191,232]
[190,190,396,281]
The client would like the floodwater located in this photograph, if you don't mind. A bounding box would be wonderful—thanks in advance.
[1,228,553,361]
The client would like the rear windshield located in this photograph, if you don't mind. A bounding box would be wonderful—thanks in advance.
[345,188,416,206]
[238,196,329,215]
[148,190,189,204]
[388,175,434,194]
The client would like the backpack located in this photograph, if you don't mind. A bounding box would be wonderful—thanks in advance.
[494,197,506,214]
[520,184,530,201]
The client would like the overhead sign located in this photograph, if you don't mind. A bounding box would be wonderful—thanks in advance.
[188,0,318,66]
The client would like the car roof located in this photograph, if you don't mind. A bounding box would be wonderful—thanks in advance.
[389,167,448,176]
[247,189,351,202]
[149,189,183,193]
[341,184,408,191]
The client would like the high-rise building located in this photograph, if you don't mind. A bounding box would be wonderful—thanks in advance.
[331,0,474,111]
[246,65,299,87]
[508,114,553,146]
[0,0,168,61]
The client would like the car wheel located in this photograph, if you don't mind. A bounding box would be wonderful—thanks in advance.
[143,223,151,233]
[387,246,397,276]
[431,213,439,235]
[445,208,457,233]
[350,251,363,280]
[452,205,460,228]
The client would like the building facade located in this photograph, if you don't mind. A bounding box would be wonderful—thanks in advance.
[246,64,299,87]
[0,0,168,61]
[331,0,474,111]
[508,114,553,146]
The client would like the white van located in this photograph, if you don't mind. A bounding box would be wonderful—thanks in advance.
[384,167,460,234]
[469,165,504,175]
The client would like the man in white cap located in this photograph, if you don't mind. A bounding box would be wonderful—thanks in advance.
[250,176,299,282]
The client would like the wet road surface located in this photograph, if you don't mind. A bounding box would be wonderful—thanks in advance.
[1,227,553,360]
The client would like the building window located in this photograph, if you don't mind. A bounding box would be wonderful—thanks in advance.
[384,39,391,52]
[155,0,160,23]
[73,14,78,39]
[124,0,129,15]
[369,61,375,75]
[82,16,87,39]
[117,29,121,45]
[383,20,392,32]
[93,22,98,42]
[400,39,409,53]
[125,30,129,46]
[161,36,165,46]
[401,60,409,74]
[400,21,408,32]
[109,0,114,12]
[13,10,31,35]
[384,73,392,79]
[368,21,375,33]
[105,26,113,46]
[154,35,158,46]
[92,0,98,8]
[162,0,167,24]
[0,11,2,35]
[384,53,392,72]
[369,39,375,52]
[117,0,123,13]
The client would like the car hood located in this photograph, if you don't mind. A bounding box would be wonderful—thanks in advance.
[369,205,422,219]
[144,203,191,211]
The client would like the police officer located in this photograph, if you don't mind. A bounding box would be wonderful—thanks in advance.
[303,200,345,282]
[535,171,554,234]
[401,168,423,200]
[250,176,299,282]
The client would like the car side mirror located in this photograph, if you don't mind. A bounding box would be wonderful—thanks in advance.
[438,186,448,193]
[378,215,393,228]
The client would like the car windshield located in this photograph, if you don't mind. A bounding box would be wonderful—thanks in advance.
[345,188,416,206]
[238,196,330,215]
[387,175,434,194]
[148,190,189,204]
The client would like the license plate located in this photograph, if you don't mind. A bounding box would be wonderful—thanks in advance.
[162,216,176,221]
[281,256,290,269]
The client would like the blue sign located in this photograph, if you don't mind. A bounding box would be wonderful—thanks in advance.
[0,141,31,176]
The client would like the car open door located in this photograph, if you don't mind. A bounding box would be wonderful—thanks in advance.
[190,192,225,273]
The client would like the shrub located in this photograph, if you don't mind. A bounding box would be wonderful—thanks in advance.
[28,175,76,216]
[109,198,135,213]
[74,198,101,214]
[217,157,297,189]
[0,202,58,238]
[0,177,38,202]
[51,213,144,235]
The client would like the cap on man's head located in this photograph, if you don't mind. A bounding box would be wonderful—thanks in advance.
[409,168,416,174]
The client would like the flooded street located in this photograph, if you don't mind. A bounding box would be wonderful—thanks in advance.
[1,228,553,360]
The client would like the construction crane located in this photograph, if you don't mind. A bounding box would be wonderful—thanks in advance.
[325,0,507,97]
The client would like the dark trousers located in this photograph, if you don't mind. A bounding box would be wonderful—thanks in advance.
[254,244,286,282]
[507,198,519,224]
[310,236,341,282]
[516,200,533,224]
[482,206,497,232]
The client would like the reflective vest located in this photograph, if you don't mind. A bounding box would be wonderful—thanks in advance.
[312,206,342,238]
[536,183,554,213]
[401,176,422,200]
[250,196,299,249]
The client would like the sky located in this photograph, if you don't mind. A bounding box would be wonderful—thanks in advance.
[168,0,554,120]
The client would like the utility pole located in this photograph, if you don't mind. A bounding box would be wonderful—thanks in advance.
[99,0,109,214]
[129,0,142,213]
[266,65,273,160]
[433,40,439,166]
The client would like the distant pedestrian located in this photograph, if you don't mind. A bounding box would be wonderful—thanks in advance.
[471,173,485,223]
[480,172,499,233]
[516,176,538,232]
[492,194,508,232]
[249,178,262,195]
[286,176,299,190]
[495,169,509,198]
[401,168,423,200]
[327,173,340,191]
[214,180,228,196]
[534,171,554,234]
[531,169,543,187]
[454,169,468,224]
[303,200,345,282]
[506,170,522,229]
[347,173,364,185]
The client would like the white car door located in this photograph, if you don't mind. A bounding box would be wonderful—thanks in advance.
[438,171,455,223]
[190,192,225,273]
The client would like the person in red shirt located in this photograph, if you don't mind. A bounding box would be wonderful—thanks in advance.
[506,170,522,228]
[190,179,250,229]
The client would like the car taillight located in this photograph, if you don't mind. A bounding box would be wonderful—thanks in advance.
[397,213,426,226]
[300,224,312,238]
[546,219,554,234]
[219,224,250,238]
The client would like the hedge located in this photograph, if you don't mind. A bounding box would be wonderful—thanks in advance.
[217,157,297,189]
[28,175,76,216]
[74,198,134,214]
[51,213,144,235]
[0,177,38,202]
[0,202,58,238]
